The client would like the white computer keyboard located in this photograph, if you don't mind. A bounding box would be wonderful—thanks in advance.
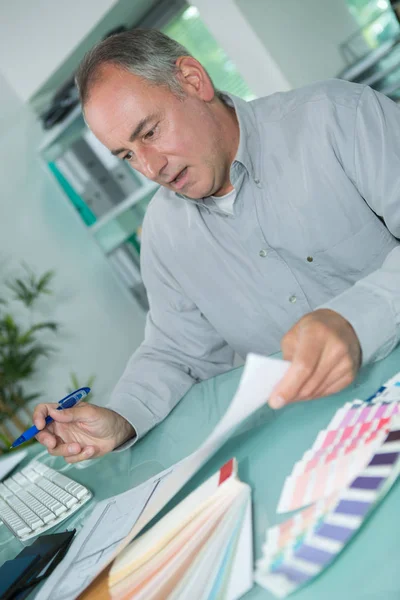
[0,460,92,541]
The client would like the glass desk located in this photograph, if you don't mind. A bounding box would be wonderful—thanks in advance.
[2,347,400,599]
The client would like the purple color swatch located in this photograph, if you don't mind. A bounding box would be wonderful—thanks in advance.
[374,404,388,420]
[350,476,384,490]
[356,406,372,424]
[315,523,354,543]
[386,430,400,443]
[334,499,371,516]
[340,408,358,429]
[369,452,399,466]
[272,564,311,584]
[294,544,333,566]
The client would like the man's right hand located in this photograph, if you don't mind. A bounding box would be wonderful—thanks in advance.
[33,402,136,463]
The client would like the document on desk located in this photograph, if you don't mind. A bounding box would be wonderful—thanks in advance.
[36,354,289,600]
[36,472,172,600]
[0,449,27,481]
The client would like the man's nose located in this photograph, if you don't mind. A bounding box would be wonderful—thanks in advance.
[137,147,167,181]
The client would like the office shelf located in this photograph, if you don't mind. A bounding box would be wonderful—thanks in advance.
[89,182,158,234]
[38,104,83,153]
[38,106,157,311]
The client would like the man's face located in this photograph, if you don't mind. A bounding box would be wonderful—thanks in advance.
[84,63,234,199]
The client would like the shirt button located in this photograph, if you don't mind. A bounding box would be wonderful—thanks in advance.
[289,295,297,303]
[254,178,260,184]
[259,249,267,257]
[307,256,314,262]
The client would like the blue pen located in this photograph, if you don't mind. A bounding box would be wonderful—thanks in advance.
[10,387,91,449]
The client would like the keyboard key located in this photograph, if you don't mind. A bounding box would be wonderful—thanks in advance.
[48,472,88,499]
[27,485,67,516]
[0,483,13,499]
[0,499,30,537]
[9,497,44,530]
[0,461,92,541]
[37,478,77,508]
[4,478,20,494]
[22,467,40,483]
[19,490,55,523]
[32,462,49,475]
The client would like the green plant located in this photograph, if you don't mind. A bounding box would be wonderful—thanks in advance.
[0,266,58,453]
[67,372,96,400]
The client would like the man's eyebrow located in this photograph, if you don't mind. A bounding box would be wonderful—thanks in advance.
[110,115,159,156]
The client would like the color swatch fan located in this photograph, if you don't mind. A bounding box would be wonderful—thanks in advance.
[277,392,400,513]
[109,459,253,600]
[255,372,400,598]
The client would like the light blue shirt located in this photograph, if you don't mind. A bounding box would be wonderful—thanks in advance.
[108,79,400,444]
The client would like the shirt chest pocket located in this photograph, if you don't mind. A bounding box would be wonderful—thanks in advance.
[311,220,399,293]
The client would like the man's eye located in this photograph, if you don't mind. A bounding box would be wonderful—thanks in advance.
[123,151,134,161]
[144,124,159,140]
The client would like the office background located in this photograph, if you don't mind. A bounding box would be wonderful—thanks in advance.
[0,0,398,414]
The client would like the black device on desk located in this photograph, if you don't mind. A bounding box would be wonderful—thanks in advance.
[0,530,75,599]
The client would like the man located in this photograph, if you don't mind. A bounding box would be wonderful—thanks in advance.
[34,29,400,464]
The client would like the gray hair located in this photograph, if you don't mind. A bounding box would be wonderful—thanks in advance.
[76,29,209,105]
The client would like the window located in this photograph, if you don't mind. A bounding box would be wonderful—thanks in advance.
[346,0,399,48]
[140,1,256,100]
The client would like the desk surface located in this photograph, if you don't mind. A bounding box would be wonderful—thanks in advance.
[2,349,400,600]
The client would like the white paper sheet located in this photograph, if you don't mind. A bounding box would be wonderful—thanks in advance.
[126,354,289,541]
[36,471,173,600]
[36,354,289,599]
[0,449,27,481]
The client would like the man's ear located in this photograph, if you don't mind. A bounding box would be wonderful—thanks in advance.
[175,56,215,101]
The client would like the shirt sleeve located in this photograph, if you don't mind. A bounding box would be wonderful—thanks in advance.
[106,212,234,449]
[320,85,400,365]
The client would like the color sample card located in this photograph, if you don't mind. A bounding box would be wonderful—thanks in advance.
[262,494,339,559]
[277,398,400,513]
[255,419,400,598]
[277,433,385,513]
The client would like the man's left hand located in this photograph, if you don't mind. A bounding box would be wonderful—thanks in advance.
[269,309,362,409]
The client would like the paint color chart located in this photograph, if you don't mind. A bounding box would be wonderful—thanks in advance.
[277,402,400,513]
[255,372,400,598]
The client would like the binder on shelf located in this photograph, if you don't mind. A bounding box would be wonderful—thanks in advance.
[54,155,85,195]
[69,138,126,205]
[49,160,97,226]
[62,150,115,218]
[83,129,143,197]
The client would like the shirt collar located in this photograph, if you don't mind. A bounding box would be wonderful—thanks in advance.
[222,92,258,182]
[176,91,259,203]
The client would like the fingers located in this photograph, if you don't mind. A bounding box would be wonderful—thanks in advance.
[34,433,97,462]
[46,441,83,457]
[269,309,361,409]
[269,327,322,408]
[47,402,94,423]
[310,370,354,400]
[33,403,59,430]
[34,402,95,431]
[35,430,58,450]
[64,446,98,464]
[313,375,355,399]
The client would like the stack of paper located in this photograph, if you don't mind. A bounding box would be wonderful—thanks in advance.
[109,458,253,600]
[255,372,400,597]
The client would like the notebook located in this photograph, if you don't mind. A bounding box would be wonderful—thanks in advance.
[109,458,253,600]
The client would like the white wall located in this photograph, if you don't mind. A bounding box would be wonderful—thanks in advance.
[0,0,117,102]
[0,72,146,408]
[235,0,361,89]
